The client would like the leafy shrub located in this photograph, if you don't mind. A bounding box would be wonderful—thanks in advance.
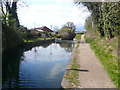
[56,34,62,38]
[2,24,24,52]
[57,28,76,40]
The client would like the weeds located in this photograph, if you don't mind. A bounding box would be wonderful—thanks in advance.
[65,43,80,87]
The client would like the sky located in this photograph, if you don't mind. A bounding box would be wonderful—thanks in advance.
[17,0,90,31]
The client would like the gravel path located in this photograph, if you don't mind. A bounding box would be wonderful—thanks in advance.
[78,35,115,88]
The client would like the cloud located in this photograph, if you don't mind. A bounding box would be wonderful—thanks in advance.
[17,0,90,30]
[48,63,66,79]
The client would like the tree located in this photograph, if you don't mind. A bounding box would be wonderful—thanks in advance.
[75,1,120,38]
[82,2,105,37]
[1,0,19,27]
[62,22,76,31]
[102,2,120,38]
[84,16,93,30]
[57,28,76,40]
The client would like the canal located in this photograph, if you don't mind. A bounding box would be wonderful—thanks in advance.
[2,40,76,88]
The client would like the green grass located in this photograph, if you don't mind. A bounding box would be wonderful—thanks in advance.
[65,59,80,86]
[67,58,80,86]
[24,38,52,43]
[75,34,82,40]
[85,35,119,88]
[65,44,80,87]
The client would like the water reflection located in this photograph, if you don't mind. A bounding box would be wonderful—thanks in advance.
[24,40,53,51]
[55,40,76,52]
[2,48,24,88]
[2,40,75,88]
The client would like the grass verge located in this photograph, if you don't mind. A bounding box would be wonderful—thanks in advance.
[24,38,52,43]
[64,43,80,87]
[74,33,82,40]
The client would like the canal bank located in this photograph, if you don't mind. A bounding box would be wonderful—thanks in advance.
[23,39,55,51]
[61,39,81,88]
[3,38,55,53]
[61,35,115,88]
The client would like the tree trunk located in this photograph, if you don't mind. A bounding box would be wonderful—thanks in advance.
[108,28,114,38]
[11,2,19,27]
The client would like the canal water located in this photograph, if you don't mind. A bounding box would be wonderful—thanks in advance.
[2,40,76,88]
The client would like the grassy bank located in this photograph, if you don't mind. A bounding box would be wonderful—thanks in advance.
[85,34,119,88]
[63,34,82,87]
[61,35,81,88]
[24,38,52,43]
[74,33,82,40]
[65,43,80,87]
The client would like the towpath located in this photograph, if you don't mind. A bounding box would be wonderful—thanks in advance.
[78,35,115,88]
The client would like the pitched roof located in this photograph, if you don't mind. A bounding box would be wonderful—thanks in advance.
[35,26,53,32]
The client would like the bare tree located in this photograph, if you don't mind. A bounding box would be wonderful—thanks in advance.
[62,22,76,31]
[1,0,20,26]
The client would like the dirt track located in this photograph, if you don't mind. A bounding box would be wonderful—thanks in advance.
[78,35,115,88]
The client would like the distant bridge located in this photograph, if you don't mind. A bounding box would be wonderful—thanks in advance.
[75,31,86,34]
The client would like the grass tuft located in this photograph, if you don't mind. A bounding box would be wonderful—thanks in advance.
[65,43,80,87]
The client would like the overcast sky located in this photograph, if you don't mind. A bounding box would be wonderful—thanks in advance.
[17,0,90,31]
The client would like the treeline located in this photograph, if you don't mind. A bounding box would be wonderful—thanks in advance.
[1,1,29,52]
[74,2,119,87]
[76,2,120,38]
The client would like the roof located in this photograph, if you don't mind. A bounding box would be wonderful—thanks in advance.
[36,29,44,32]
[35,26,53,32]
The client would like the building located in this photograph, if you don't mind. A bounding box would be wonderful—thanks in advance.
[31,26,53,38]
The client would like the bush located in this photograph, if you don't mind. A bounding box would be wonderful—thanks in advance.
[2,24,24,52]
[57,28,76,40]
[56,34,62,38]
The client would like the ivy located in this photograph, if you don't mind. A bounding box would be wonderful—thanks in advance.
[78,2,120,38]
